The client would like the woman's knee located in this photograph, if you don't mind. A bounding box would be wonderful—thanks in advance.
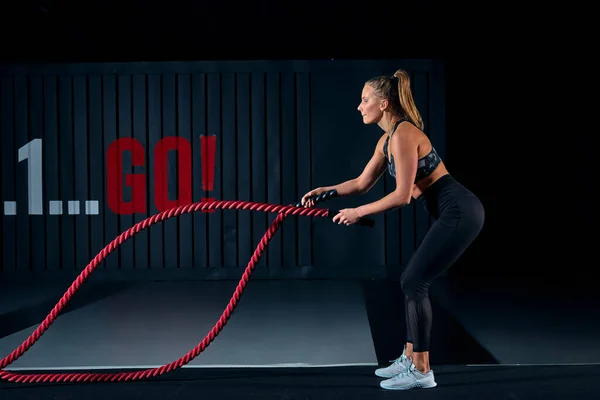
[401,276,429,300]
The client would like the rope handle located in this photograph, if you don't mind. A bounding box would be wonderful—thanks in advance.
[294,189,375,228]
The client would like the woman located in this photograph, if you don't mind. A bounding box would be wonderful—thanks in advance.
[301,69,485,390]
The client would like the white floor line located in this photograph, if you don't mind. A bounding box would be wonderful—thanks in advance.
[3,362,379,371]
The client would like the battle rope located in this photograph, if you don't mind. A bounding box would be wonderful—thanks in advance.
[0,191,374,383]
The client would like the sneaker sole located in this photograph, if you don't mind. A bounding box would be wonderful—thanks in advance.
[380,379,437,390]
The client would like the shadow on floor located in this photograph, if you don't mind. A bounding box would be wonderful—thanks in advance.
[362,279,497,366]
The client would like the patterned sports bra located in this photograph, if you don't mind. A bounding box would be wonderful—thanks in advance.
[382,119,441,184]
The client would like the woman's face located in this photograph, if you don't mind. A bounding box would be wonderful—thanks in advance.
[357,84,385,124]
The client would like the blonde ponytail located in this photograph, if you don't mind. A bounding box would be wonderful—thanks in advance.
[393,69,424,131]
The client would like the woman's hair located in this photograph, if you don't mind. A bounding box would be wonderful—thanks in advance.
[365,69,424,131]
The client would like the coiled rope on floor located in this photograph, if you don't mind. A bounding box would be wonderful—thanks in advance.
[0,191,374,383]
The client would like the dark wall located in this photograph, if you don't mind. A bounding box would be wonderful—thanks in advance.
[1,2,592,289]
[0,59,446,282]
[442,58,596,290]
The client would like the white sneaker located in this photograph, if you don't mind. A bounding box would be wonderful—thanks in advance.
[379,364,437,390]
[374,347,412,378]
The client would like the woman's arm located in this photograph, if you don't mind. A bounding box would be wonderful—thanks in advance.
[356,128,419,217]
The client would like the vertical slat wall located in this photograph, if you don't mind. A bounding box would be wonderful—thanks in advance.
[1,77,15,273]
[0,59,444,280]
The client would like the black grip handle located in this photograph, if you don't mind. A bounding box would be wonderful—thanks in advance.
[293,189,338,207]
[294,189,375,228]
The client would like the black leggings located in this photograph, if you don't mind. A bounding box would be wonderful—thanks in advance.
[401,174,485,352]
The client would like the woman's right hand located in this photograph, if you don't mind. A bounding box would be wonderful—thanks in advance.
[301,187,328,207]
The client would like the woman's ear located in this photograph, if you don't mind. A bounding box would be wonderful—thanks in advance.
[379,99,389,111]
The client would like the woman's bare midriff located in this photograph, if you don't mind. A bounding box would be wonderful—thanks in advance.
[411,163,449,199]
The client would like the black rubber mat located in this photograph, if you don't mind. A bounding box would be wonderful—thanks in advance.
[1,365,599,400]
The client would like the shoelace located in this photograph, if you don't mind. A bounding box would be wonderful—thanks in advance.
[394,364,417,379]
[388,354,407,365]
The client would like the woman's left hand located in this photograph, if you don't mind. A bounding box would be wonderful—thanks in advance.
[332,208,361,225]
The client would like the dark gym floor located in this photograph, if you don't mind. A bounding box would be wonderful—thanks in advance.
[1,279,598,399]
